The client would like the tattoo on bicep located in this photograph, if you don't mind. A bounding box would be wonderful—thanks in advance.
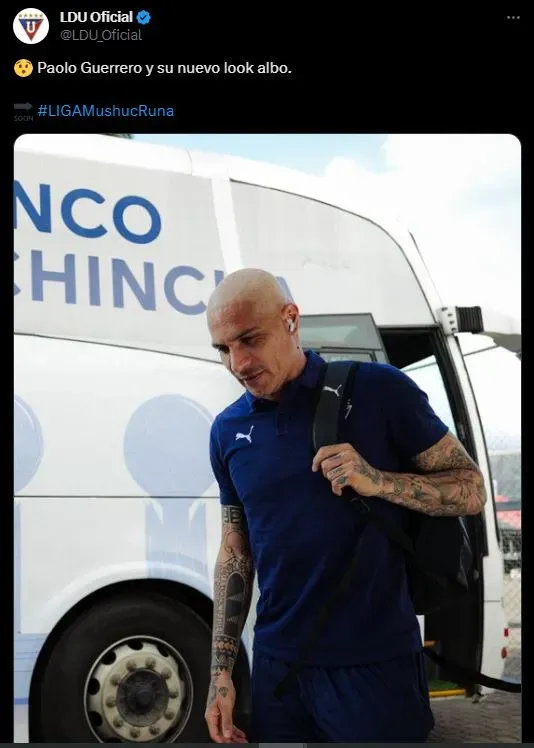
[413,432,477,472]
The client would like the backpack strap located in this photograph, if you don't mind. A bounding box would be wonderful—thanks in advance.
[424,648,521,694]
[312,360,359,450]
[275,360,362,699]
[313,360,417,557]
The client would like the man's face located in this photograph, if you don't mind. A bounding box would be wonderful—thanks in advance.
[209,299,296,400]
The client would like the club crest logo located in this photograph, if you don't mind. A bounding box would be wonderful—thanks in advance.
[14,8,49,44]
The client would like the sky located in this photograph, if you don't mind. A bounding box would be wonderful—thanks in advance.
[134,133,521,319]
[133,133,521,453]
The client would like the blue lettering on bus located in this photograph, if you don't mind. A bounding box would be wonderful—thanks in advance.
[88,256,101,306]
[61,188,106,239]
[277,276,293,301]
[14,181,162,245]
[164,266,206,315]
[31,250,76,304]
[14,181,295,312]
[14,253,20,296]
[112,259,157,311]
[17,251,293,314]
[13,182,51,233]
[113,196,161,245]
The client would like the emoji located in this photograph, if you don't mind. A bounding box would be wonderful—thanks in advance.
[15,58,33,77]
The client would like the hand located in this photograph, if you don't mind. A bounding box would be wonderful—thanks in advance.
[205,676,248,744]
[312,442,384,498]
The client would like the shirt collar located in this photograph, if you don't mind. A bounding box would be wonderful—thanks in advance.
[244,350,325,412]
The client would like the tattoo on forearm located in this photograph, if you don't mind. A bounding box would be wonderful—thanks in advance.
[209,505,254,688]
[376,433,486,516]
[377,469,484,516]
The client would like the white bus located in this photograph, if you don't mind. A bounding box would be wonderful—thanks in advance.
[14,133,521,743]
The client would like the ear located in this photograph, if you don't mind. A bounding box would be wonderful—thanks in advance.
[282,302,299,334]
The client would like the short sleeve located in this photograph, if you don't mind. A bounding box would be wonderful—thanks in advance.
[209,418,242,506]
[379,364,450,462]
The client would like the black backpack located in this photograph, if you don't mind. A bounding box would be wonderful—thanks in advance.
[274,359,521,698]
[312,360,475,618]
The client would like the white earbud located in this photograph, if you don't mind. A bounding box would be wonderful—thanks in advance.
[288,319,295,333]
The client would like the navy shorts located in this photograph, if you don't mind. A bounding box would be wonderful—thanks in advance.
[248,650,435,743]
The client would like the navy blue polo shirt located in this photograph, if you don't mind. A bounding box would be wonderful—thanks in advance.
[209,351,449,666]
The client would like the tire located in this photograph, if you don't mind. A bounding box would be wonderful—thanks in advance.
[37,592,212,743]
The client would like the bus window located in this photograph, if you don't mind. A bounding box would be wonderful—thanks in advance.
[402,355,458,438]
[299,313,389,364]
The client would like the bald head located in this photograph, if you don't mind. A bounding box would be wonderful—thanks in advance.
[207,268,305,401]
[207,268,291,323]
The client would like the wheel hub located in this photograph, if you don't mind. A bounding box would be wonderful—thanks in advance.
[85,638,192,742]
[117,670,167,726]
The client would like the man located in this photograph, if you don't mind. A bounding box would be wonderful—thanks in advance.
[204,268,486,743]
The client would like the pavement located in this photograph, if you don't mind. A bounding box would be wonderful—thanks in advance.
[429,620,521,745]
[429,690,521,743]
[427,568,522,743]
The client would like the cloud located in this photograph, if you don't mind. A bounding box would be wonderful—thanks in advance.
[323,135,521,319]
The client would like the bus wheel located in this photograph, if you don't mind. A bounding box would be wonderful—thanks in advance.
[37,592,212,743]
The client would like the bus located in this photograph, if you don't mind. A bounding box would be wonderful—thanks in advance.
[14,133,521,743]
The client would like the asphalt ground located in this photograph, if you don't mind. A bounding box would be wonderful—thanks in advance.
[428,627,521,744]
[429,690,521,743]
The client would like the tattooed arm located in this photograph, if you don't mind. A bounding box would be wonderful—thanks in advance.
[205,504,254,742]
[314,364,486,518]
[375,367,487,516]
[315,432,487,517]
[375,431,487,516]
[210,504,254,681]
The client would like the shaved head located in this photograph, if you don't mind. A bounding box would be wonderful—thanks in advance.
[207,268,291,323]
[207,268,306,401]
